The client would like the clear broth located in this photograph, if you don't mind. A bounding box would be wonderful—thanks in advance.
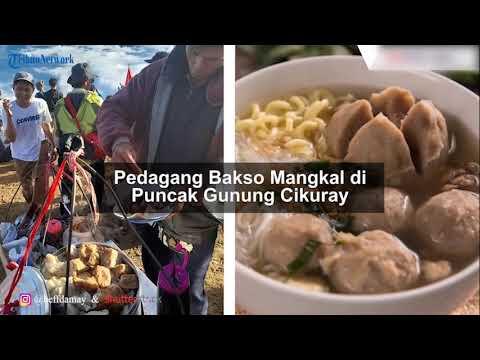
[239,85,479,292]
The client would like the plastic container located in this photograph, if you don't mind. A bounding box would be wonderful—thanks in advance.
[0,267,50,315]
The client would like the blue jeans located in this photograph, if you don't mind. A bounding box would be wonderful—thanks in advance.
[136,215,218,315]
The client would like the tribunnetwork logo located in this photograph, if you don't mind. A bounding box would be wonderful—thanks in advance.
[8,53,74,69]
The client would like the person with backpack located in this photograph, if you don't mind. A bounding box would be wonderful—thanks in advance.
[54,63,105,216]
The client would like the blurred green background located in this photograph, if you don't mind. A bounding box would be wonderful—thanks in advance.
[236,45,479,94]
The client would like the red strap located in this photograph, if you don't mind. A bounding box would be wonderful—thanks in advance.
[1,300,19,315]
[64,96,84,136]
[2,158,68,314]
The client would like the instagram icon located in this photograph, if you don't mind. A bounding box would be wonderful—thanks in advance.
[19,293,32,307]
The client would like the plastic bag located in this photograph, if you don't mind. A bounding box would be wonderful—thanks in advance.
[0,222,17,245]
[3,236,27,252]
[4,234,40,265]
[62,216,97,247]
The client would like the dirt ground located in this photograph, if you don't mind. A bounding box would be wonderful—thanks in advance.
[0,161,224,315]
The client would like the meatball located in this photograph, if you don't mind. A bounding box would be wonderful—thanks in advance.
[326,99,373,158]
[401,100,449,174]
[351,187,414,234]
[370,86,415,127]
[415,189,479,259]
[318,230,420,294]
[345,113,415,181]
[420,260,452,284]
[256,214,334,272]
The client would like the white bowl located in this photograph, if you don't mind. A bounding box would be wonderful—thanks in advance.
[235,56,480,315]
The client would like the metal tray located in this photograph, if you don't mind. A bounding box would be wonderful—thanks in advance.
[45,242,142,315]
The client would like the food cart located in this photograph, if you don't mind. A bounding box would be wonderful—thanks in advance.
[0,151,198,316]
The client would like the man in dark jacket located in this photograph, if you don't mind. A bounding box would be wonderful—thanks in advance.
[97,45,223,315]
[35,80,46,100]
[145,51,169,64]
[44,78,64,114]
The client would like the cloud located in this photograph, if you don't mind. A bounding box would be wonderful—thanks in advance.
[3,45,173,98]
[0,80,13,99]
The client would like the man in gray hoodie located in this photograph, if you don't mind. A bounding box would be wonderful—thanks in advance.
[97,45,223,315]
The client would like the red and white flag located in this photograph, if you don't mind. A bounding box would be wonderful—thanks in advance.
[125,66,133,85]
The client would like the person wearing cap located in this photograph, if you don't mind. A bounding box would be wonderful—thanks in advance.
[97,45,223,315]
[1,72,55,204]
[35,80,46,100]
[145,51,169,64]
[54,63,105,216]
[44,78,63,114]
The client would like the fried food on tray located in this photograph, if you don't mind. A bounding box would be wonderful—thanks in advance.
[94,265,112,288]
[118,274,138,290]
[79,243,99,260]
[70,258,89,273]
[46,276,74,296]
[42,242,139,314]
[73,273,99,292]
[111,264,133,279]
[43,255,76,279]
[52,261,68,277]
[86,252,100,268]
[42,254,60,279]
[100,248,119,268]
[96,284,126,311]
